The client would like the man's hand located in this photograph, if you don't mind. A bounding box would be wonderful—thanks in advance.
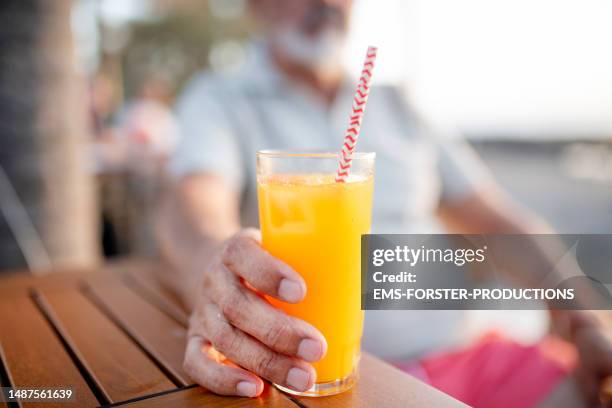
[183,229,327,397]
[555,311,612,406]
[573,324,612,405]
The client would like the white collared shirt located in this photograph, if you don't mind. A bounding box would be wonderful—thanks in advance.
[170,43,494,358]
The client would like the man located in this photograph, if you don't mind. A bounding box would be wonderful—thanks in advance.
[158,0,612,405]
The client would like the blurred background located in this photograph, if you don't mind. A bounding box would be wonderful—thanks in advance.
[0,0,611,274]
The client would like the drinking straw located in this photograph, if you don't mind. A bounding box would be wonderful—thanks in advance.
[335,46,378,182]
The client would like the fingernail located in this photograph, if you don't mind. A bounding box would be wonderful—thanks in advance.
[297,338,324,362]
[278,279,303,302]
[236,381,257,397]
[286,367,312,391]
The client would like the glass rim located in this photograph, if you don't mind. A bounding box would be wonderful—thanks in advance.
[257,149,375,159]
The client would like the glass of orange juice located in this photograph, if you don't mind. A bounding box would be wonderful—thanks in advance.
[256,150,375,397]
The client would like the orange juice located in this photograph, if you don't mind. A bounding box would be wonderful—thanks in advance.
[257,173,374,387]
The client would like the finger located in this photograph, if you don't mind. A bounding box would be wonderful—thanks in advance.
[204,303,316,392]
[221,230,306,303]
[183,335,264,397]
[213,280,326,362]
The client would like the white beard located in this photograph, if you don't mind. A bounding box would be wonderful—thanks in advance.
[271,27,346,71]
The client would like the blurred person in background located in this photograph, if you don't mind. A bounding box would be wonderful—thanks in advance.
[87,71,124,257]
[157,0,612,405]
[115,74,179,176]
[91,72,179,257]
[89,72,178,180]
[115,73,179,255]
[88,71,123,174]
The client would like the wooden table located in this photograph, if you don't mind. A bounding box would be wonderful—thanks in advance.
[0,260,466,407]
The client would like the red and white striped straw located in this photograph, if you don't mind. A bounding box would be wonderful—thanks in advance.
[335,46,378,182]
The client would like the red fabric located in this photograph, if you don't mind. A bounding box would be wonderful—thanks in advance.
[395,333,577,408]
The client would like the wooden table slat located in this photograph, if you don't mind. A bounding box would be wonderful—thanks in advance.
[0,271,93,298]
[120,269,189,326]
[120,384,298,407]
[37,288,175,403]
[84,274,191,386]
[0,296,99,408]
